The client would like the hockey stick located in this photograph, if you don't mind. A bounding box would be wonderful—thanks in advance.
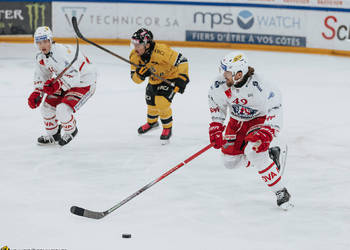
[70,143,213,219]
[35,38,80,104]
[71,16,175,88]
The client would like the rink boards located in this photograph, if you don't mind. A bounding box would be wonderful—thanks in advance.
[0,0,350,56]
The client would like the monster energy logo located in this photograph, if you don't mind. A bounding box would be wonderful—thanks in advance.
[25,3,46,31]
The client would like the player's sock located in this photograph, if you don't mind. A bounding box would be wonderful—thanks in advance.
[38,115,61,145]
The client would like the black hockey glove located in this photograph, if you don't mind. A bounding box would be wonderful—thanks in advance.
[169,75,189,94]
[136,65,152,80]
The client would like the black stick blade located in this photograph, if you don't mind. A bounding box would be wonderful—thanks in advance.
[70,206,105,219]
[71,16,84,39]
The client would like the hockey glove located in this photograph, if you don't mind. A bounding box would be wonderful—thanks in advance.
[28,89,42,109]
[209,122,225,149]
[136,65,152,80]
[43,78,62,95]
[169,75,188,94]
[245,126,275,153]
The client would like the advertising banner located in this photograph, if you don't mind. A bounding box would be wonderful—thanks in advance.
[53,2,308,47]
[161,0,350,9]
[0,1,51,35]
[51,1,350,51]
[53,2,183,40]
[308,11,350,50]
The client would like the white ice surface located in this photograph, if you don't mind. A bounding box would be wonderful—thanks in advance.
[0,43,349,250]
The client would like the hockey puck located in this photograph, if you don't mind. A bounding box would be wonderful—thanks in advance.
[122,234,131,238]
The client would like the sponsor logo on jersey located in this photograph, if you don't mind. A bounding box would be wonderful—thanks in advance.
[252,81,262,92]
[225,89,232,98]
[231,104,258,119]
[214,80,225,88]
[266,115,276,121]
[210,107,220,113]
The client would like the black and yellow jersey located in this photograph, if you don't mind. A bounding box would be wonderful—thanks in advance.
[129,43,189,85]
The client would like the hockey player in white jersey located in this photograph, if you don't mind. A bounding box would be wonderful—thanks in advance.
[27,26,97,146]
[208,51,293,210]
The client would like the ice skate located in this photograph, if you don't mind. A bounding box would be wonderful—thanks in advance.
[37,125,61,145]
[138,122,159,134]
[275,187,294,210]
[160,127,172,145]
[58,127,78,146]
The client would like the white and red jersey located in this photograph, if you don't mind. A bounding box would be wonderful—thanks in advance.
[208,73,283,133]
[33,43,96,91]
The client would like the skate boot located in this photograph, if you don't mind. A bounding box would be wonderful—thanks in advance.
[275,187,294,210]
[160,127,172,145]
[138,122,159,134]
[37,125,62,145]
[58,127,78,146]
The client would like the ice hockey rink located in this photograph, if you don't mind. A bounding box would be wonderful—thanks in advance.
[1,43,349,250]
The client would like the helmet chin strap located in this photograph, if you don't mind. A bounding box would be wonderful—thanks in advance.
[233,78,245,88]
[230,72,245,88]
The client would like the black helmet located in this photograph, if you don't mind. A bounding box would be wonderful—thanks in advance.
[131,28,153,45]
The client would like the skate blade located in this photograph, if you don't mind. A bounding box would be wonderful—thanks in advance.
[279,202,294,211]
[160,139,170,145]
[37,142,58,146]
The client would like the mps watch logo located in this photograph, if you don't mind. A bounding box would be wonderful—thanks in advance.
[1,246,9,250]
[237,10,254,30]
[61,6,87,27]
[25,3,46,31]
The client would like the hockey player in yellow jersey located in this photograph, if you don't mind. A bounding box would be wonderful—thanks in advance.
[129,28,189,144]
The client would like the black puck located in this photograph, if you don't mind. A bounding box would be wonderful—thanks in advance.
[122,233,131,238]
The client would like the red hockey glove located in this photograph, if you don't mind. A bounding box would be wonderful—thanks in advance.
[245,126,275,153]
[209,122,225,149]
[43,78,62,95]
[28,89,42,109]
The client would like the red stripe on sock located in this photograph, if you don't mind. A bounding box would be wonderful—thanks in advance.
[45,125,58,130]
[258,162,275,174]
[61,115,74,124]
[268,176,281,187]
[44,115,56,120]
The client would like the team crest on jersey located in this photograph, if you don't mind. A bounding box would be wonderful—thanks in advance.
[231,104,258,119]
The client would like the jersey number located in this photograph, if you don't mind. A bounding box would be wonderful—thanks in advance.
[232,98,247,105]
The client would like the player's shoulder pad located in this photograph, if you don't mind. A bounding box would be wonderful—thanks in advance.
[209,75,226,91]
[247,74,266,93]
[35,51,43,61]
[55,43,74,55]
[129,49,140,62]
[153,43,172,58]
